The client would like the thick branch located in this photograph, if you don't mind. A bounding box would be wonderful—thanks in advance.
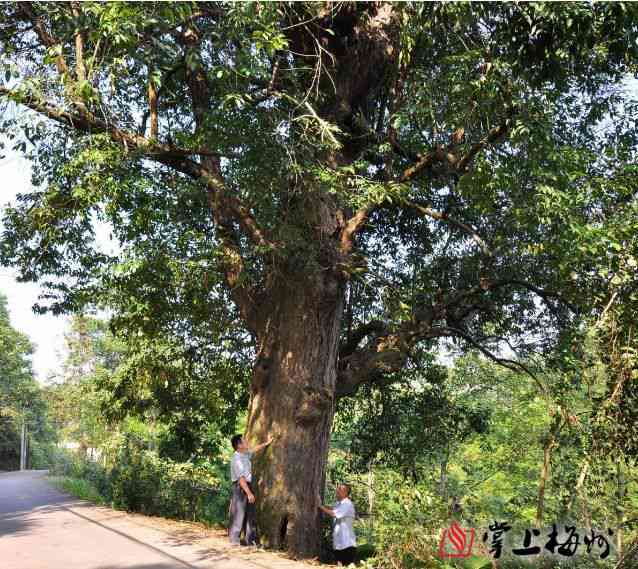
[337,311,446,398]
[336,332,411,398]
[457,117,513,173]
[340,117,513,251]
[178,25,267,326]
[340,206,371,255]
[148,71,158,139]
[71,3,86,83]
[336,319,540,398]
[0,88,227,162]
[341,197,491,263]
[336,272,574,397]
[399,148,439,183]
[339,320,387,359]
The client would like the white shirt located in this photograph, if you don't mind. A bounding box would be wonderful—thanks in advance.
[230,450,253,483]
[332,497,357,550]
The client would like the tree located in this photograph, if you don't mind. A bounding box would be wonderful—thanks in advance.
[47,312,246,461]
[0,291,49,469]
[334,359,490,483]
[44,314,122,453]
[0,292,34,410]
[1,2,637,556]
[95,326,250,461]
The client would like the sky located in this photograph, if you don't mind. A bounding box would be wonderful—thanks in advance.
[1,140,120,383]
[0,151,69,383]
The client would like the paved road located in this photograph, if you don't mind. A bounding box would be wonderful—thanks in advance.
[0,471,307,569]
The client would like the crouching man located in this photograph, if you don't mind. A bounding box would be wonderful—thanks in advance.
[229,433,273,546]
[318,483,357,566]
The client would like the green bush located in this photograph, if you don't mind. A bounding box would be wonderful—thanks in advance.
[363,473,448,569]
[48,476,106,504]
[48,447,84,477]
[48,438,228,526]
[107,436,223,522]
[29,441,58,469]
[326,465,451,569]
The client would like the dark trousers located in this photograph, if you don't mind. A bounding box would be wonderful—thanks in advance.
[229,481,258,545]
[334,546,357,565]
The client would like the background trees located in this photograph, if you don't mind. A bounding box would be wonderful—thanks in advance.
[0,292,52,470]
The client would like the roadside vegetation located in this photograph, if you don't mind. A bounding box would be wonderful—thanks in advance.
[17,312,636,569]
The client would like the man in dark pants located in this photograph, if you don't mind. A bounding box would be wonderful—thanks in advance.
[228,433,273,546]
[318,484,357,565]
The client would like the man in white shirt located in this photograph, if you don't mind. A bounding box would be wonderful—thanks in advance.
[318,484,357,565]
[229,433,273,546]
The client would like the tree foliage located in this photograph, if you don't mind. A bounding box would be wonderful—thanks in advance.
[335,360,490,479]
[47,313,248,461]
[0,2,636,387]
[0,291,51,469]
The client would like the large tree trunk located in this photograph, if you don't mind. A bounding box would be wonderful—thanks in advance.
[239,5,400,557]
[245,268,346,557]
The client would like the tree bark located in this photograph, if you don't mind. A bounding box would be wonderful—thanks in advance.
[245,268,346,557]
[536,415,561,528]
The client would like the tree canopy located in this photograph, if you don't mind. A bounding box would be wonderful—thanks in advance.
[1,2,636,382]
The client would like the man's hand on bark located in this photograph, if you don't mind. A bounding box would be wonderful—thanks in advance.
[253,434,276,453]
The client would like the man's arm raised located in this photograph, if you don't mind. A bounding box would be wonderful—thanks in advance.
[251,434,275,454]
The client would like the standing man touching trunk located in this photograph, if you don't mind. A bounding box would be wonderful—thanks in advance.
[229,433,274,546]
[318,484,357,565]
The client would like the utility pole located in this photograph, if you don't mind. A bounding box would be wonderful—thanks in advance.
[20,420,26,471]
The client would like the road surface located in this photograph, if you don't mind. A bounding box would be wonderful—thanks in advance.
[0,470,312,569]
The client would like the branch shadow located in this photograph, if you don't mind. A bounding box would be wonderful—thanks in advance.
[158,528,298,569]
[95,564,190,569]
[0,503,81,539]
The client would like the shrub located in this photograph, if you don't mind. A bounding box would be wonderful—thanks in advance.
[49,476,106,505]
[48,437,227,526]
[48,447,85,477]
[29,441,58,470]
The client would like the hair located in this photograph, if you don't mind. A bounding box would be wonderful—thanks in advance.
[231,434,243,451]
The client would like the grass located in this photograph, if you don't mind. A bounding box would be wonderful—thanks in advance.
[47,475,107,505]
